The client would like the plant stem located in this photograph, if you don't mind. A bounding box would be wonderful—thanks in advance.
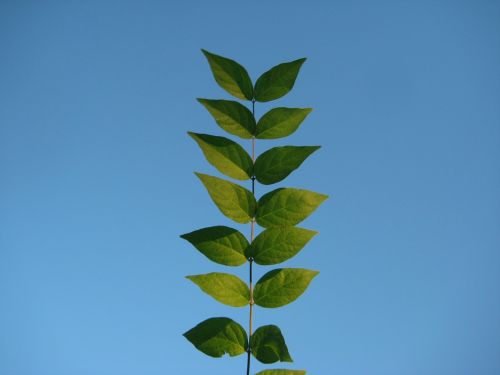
[246,99,256,375]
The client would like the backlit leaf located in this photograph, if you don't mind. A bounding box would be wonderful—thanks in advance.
[189,132,253,180]
[180,226,248,266]
[186,273,250,307]
[254,146,320,185]
[256,108,312,139]
[251,325,292,364]
[196,173,256,224]
[202,49,253,100]
[254,58,306,102]
[249,226,317,265]
[256,188,328,228]
[183,317,248,357]
[253,268,318,308]
[198,99,256,139]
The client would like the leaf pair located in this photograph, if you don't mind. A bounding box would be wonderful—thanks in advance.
[195,173,328,227]
[186,269,318,308]
[190,132,319,184]
[181,225,316,267]
[184,318,293,364]
[198,99,312,140]
[202,49,305,102]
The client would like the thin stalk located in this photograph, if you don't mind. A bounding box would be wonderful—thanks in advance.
[246,99,256,375]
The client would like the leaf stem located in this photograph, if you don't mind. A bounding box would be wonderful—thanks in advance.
[247,99,256,375]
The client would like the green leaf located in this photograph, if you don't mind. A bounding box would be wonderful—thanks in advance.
[180,226,248,266]
[253,268,318,308]
[254,58,306,102]
[251,325,292,364]
[254,146,320,185]
[255,370,306,375]
[183,317,248,357]
[198,99,256,139]
[256,188,328,228]
[189,132,253,180]
[249,226,317,265]
[186,272,250,307]
[202,49,253,100]
[196,173,256,224]
[256,108,312,139]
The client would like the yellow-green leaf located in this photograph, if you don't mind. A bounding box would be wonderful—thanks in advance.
[249,226,317,265]
[253,268,318,308]
[256,108,312,139]
[196,173,256,224]
[198,98,256,139]
[186,273,250,307]
[180,226,248,266]
[256,188,328,228]
[189,132,253,180]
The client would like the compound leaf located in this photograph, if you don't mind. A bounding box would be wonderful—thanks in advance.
[198,99,256,139]
[189,132,253,180]
[196,173,256,224]
[254,58,306,102]
[251,325,292,364]
[256,108,312,139]
[180,226,248,266]
[253,268,318,308]
[254,146,320,185]
[256,188,328,228]
[183,317,248,357]
[186,273,250,307]
[249,226,317,265]
[255,370,306,375]
[202,49,253,100]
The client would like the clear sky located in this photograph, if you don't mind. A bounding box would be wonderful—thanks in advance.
[1,1,499,374]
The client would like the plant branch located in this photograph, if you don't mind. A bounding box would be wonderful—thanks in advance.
[246,99,256,375]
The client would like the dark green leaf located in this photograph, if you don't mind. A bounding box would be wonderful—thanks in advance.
[249,226,317,265]
[180,226,248,266]
[256,108,312,139]
[186,273,250,307]
[255,370,306,375]
[254,58,306,102]
[254,146,320,185]
[251,325,292,364]
[198,99,256,139]
[256,188,328,228]
[183,317,248,357]
[202,49,253,100]
[189,132,253,180]
[196,173,256,224]
[253,268,318,308]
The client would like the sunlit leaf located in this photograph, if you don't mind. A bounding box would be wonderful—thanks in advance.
[196,173,256,224]
[180,226,248,266]
[256,188,328,228]
[198,99,256,139]
[189,132,253,180]
[254,268,318,308]
[256,108,312,139]
[186,273,250,307]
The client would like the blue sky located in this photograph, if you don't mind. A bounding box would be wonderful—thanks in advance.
[1,1,499,374]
